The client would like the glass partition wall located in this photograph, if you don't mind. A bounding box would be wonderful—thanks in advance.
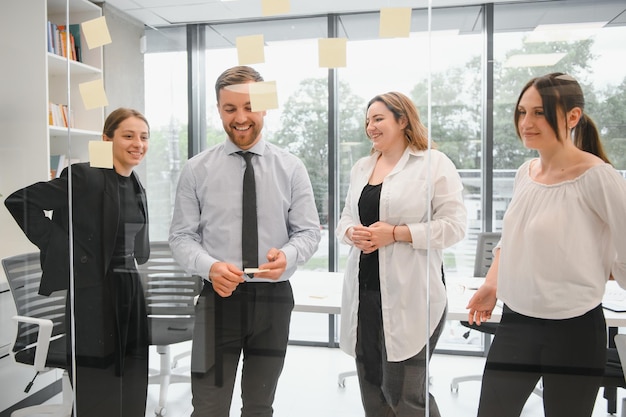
[1,0,626,416]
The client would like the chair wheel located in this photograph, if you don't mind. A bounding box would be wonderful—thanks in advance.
[155,407,166,416]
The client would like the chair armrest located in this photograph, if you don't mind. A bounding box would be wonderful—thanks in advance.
[13,315,53,371]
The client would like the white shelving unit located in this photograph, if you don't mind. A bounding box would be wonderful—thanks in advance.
[0,0,103,256]
[47,0,104,163]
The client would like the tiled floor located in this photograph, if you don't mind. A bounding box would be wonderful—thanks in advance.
[145,341,626,417]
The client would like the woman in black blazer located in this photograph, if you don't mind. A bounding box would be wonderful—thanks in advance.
[4,108,151,416]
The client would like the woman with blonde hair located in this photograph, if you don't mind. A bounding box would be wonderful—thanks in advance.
[337,91,467,416]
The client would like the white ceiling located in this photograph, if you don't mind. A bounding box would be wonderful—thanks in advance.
[101,0,539,28]
[103,0,626,54]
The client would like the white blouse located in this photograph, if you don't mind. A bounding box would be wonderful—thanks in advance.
[498,159,626,319]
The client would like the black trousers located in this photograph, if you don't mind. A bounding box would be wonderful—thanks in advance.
[355,288,446,417]
[69,267,149,417]
[191,281,294,417]
[478,304,606,417]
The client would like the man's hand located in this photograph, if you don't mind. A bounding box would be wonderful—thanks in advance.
[254,249,287,280]
[209,262,245,297]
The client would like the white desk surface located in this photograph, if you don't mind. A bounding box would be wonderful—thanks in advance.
[290,272,626,328]
[447,277,626,327]
[446,277,502,323]
[290,270,343,315]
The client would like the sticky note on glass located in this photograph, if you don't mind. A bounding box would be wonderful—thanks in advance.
[249,81,278,112]
[89,141,113,169]
[379,8,412,38]
[79,79,108,110]
[318,38,347,68]
[236,34,265,65]
[262,0,290,16]
[81,16,112,49]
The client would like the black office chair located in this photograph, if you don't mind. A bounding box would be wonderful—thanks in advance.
[450,232,503,393]
[137,241,202,417]
[613,334,626,416]
[2,252,72,417]
[602,345,626,415]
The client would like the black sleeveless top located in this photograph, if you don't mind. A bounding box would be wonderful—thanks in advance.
[358,183,382,291]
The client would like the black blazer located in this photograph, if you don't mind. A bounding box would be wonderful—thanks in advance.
[4,163,149,295]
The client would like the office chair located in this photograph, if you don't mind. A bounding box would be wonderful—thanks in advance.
[613,334,626,417]
[137,241,202,417]
[2,252,72,417]
[450,232,509,393]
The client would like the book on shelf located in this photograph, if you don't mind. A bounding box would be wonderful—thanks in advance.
[49,154,80,179]
[69,24,82,62]
[47,21,55,54]
[48,103,74,128]
[47,22,80,62]
[49,154,64,179]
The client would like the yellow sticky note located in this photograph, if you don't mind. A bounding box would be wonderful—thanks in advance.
[236,35,265,65]
[318,38,347,68]
[262,0,290,16]
[79,79,108,110]
[89,141,113,169]
[379,8,412,38]
[81,16,112,49]
[249,81,278,112]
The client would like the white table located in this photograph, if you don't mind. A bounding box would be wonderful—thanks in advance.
[289,273,626,346]
[445,277,502,322]
[289,270,343,347]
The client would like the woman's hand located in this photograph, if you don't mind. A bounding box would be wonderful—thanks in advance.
[349,225,375,253]
[466,283,497,325]
[349,222,395,254]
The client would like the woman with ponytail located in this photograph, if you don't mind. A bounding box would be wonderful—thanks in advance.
[467,73,626,417]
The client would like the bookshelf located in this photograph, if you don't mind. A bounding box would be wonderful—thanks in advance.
[0,0,103,258]
[47,0,104,168]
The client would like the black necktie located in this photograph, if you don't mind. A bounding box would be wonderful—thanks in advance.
[239,152,258,274]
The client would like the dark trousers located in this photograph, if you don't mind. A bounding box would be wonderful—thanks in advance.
[191,281,294,417]
[70,268,149,417]
[478,304,607,417]
[355,288,446,417]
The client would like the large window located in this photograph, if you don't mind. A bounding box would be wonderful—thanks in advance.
[140,1,626,413]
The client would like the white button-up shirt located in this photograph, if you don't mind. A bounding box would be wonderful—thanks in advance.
[336,147,467,361]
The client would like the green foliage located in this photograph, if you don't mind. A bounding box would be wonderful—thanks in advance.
[145,118,188,240]
[411,61,483,169]
[272,78,367,223]
[590,78,626,169]
[407,37,626,171]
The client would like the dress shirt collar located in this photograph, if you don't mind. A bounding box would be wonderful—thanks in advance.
[367,146,429,177]
[224,137,267,157]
